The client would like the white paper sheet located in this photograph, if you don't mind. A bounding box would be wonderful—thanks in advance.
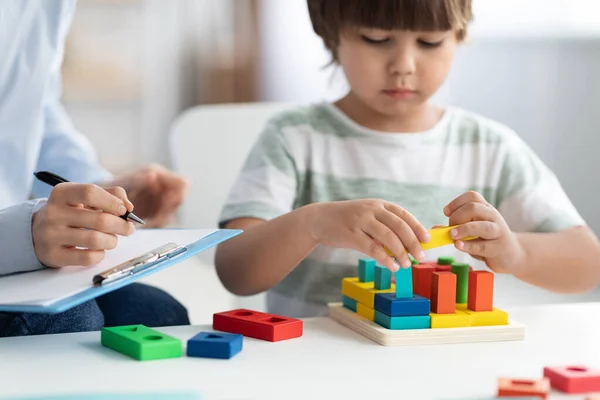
[0,229,217,307]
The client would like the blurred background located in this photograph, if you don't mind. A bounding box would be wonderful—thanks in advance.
[61,0,600,323]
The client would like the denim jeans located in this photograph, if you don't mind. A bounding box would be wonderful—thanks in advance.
[0,283,190,337]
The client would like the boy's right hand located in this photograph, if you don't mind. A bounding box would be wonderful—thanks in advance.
[307,199,431,272]
[31,183,136,268]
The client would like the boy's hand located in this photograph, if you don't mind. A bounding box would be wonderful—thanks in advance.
[32,183,136,268]
[444,191,525,273]
[307,199,431,272]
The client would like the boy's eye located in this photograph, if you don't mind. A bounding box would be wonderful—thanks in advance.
[418,39,444,48]
[361,35,391,45]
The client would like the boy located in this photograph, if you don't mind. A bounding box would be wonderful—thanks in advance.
[215,0,600,318]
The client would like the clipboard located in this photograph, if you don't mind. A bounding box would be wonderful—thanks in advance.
[0,228,242,314]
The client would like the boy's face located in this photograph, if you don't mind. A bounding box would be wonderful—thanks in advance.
[337,28,458,117]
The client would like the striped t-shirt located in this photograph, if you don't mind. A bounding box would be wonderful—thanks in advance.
[219,102,585,318]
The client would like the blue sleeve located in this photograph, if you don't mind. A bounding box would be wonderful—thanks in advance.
[0,200,46,276]
[31,2,112,199]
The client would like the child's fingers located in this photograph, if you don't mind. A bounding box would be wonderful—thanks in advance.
[448,201,497,226]
[383,203,430,243]
[362,220,410,269]
[356,232,400,272]
[375,210,425,262]
[455,238,495,257]
[450,221,500,240]
[444,191,488,217]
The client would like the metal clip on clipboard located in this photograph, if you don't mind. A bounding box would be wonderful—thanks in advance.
[93,242,187,286]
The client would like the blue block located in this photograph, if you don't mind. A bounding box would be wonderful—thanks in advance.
[374,311,430,330]
[358,258,376,282]
[374,293,430,317]
[395,265,413,298]
[343,295,357,312]
[186,332,243,359]
[374,265,391,290]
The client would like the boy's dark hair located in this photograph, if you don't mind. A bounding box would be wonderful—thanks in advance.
[308,0,473,61]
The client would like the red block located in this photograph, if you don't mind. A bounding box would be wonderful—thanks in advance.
[413,264,436,299]
[213,309,303,342]
[497,377,550,399]
[431,272,456,314]
[544,365,600,393]
[468,270,494,311]
[435,265,452,272]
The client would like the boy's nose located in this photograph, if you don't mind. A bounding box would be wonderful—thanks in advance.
[389,51,416,76]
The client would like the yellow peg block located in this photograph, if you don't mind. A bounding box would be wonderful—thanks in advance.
[356,302,375,321]
[384,225,477,257]
[430,310,471,328]
[341,278,395,308]
[463,308,508,326]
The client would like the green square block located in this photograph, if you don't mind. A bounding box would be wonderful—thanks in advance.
[101,324,182,361]
[358,258,376,282]
[451,262,470,304]
[374,311,430,330]
[437,256,455,265]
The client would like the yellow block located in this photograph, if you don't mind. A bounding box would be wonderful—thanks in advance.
[430,310,471,328]
[464,308,508,326]
[385,225,477,256]
[356,302,375,321]
[341,278,395,308]
[456,303,468,311]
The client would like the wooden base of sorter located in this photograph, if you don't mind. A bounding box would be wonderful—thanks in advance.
[327,302,525,346]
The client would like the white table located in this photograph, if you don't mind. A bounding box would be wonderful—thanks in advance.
[1,303,599,400]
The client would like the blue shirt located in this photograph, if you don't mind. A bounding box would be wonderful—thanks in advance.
[0,1,111,276]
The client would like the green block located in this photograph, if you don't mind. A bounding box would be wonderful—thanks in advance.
[410,258,419,265]
[343,295,357,312]
[358,258,376,282]
[395,265,413,298]
[374,311,430,330]
[101,324,182,361]
[437,256,455,265]
[451,263,470,304]
[374,265,392,290]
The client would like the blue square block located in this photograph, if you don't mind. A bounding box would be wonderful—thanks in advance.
[343,295,357,312]
[358,258,376,282]
[374,265,392,290]
[187,332,243,359]
[395,265,413,298]
[374,293,430,317]
[374,311,430,330]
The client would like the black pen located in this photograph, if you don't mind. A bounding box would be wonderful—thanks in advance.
[33,171,146,225]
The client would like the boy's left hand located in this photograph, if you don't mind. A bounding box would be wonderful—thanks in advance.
[444,191,525,273]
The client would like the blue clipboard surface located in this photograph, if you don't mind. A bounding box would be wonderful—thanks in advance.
[0,229,241,314]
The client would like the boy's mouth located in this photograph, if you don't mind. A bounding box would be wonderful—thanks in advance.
[382,88,416,99]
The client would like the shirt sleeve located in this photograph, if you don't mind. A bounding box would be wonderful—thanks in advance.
[31,4,111,199]
[219,118,299,227]
[0,200,46,276]
[496,137,585,233]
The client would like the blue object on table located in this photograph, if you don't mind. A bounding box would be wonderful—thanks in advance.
[187,331,243,359]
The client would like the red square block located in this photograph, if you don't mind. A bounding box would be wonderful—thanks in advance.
[544,365,600,393]
[213,309,303,342]
[435,265,452,272]
[497,377,550,399]
[413,264,436,299]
